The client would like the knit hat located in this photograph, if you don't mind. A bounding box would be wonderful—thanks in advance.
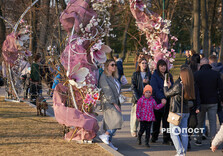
[143,85,153,94]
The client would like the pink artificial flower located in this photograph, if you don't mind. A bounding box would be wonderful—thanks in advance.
[24,50,32,57]
[90,44,111,67]
[69,63,89,83]
[93,93,99,100]
[171,49,175,52]
[134,0,144,11]
[171,36,178,41]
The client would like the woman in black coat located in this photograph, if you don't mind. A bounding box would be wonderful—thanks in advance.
[130,58,151,137]
[164,67,196,156]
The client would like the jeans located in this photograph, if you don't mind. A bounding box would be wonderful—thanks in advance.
[197,104,218,142]
[130,103,139,133]
[170,113,189,155]
[107,129,117,142]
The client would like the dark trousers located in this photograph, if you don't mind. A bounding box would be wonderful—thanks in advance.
[138,121,152,142]
[152,111,170,142]
[30,82,41,101]
[218,110,223,125]
[22,75,29,98]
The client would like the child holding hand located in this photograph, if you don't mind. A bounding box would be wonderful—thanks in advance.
[136,85,166,147]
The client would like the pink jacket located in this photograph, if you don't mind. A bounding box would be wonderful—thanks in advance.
[136,96,164,121]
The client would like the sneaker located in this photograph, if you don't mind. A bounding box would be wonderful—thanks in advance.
[187,142,191,151]
[145,143,150,148]
[194,140,202,146]
[109,142,118,151]
[151,139,156,143]
[99,134,109,144]
[202,134,207,140]
[131,132,137,137]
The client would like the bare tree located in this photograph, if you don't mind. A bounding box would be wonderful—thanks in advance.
[121,12,132,61]
[220,0,223,62]
[37,0,50,54]
[59,0,67,10]
[29,0,40,55]
[201,0,209,57]
[193,0,200,53]
[208,0,218,56]
[0,0,6,55]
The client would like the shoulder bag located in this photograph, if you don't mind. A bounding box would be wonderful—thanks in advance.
[167,82,183,126]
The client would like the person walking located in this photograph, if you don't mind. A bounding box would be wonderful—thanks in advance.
[150,59,173,144]
[185,50,190,65]
[99,59,123,151]
[209,55,223,125]
[164,67,196,156]
[130,58,151,137]
[113,54,124,83]
[194,58,223,146]
[20,57,30,99]
[30,53,42,104]
[136,85,166,147]
[211,124,223,152]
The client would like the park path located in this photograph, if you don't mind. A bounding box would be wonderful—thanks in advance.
[0,85,222,156]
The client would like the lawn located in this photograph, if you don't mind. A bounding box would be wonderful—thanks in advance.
[0,97,111,156]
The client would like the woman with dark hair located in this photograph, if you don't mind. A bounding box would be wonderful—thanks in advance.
[150,59,173,144]
[164,67,196,156]
[189,54,200,73]
[99,59,123,151]
[134,53,145,70]
[130,58,151,137]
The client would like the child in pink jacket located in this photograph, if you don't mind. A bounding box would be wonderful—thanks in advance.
[136,85,166,147]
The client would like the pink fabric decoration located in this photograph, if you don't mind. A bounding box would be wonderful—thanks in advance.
[60,0,97,33]
[2,33,18,66]
[53,83,99,140]
[129,0,172,69]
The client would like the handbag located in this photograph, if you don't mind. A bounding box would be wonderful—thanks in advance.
[121,75,128,85]
[167,81,184,126]
[119,94,126,104]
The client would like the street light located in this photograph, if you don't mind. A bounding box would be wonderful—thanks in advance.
[163,0,165,19]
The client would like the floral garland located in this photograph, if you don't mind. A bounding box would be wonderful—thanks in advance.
[130,0,177,69]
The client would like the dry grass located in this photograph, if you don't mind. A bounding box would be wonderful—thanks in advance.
[0,97,111,156]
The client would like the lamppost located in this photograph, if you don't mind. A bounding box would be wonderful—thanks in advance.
[163,0,165,19]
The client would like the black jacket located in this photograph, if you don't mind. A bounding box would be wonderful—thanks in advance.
[194,64,223,105]
[131,71,151,103]
[164,78,189,113]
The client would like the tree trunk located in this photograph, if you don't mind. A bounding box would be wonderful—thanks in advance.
[209,0,218,56]
[37,0,50,54]
[220,0,223,62]
[29,0,39,55]
[201,0,209,57]
[55,0,62,54]
[121,15,132,62]
[0,0,6,56]
[193,0,200,54]
[59,0,67,10]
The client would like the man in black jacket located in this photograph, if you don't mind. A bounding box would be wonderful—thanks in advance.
[194,58,223,146]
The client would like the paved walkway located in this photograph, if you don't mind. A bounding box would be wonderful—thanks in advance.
[1,85,223,156]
